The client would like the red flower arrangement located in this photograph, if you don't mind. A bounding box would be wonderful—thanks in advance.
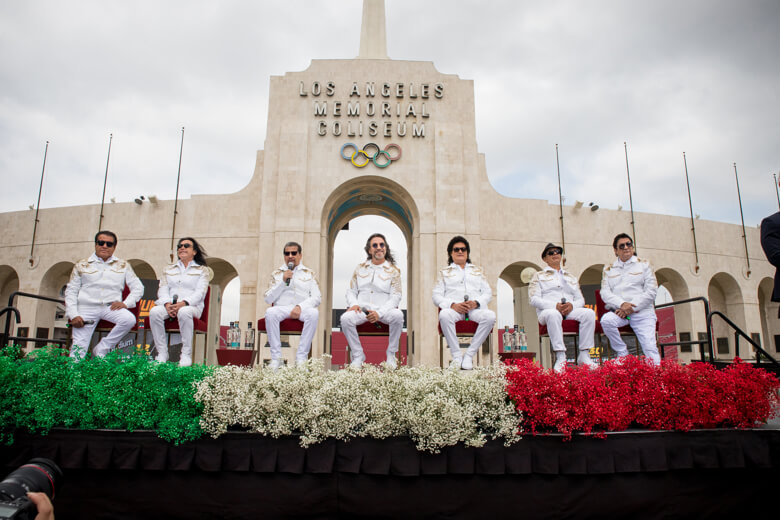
[504,356,780,440]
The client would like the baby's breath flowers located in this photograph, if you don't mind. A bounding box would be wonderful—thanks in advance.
[195,359,522,453]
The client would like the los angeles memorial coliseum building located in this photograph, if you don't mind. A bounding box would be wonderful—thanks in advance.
[0,1,776,369]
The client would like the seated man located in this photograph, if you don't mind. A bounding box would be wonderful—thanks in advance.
[263,242,321,369]
[432,236,496,370]
[600,233,660,365]
[529,243,597,372]
[65,230,143,360]
[340,233,404,369]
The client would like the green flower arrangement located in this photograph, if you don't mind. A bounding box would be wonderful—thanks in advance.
[0,346,213,445]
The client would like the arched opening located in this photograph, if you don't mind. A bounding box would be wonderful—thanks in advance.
[497,261,543,358]
[128,259,158,331]
[330,215,409,366]
[207,257,239,364]
[321,176,419,364]
[655,268,691,361]
[758,277,779,356]
[35,261,74,350]
[707,272,746,359]
[0,265,20,345]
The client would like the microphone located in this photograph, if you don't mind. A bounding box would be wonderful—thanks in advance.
[464,295,470,321]
[285,262,294,286]
[172,294,178,305]
[362,306,382,329]
[560,297,567,318]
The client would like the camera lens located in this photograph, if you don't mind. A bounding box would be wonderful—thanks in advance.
[0,458,63,501]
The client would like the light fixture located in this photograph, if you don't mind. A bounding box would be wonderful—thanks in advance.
[574,201,583,209]
[110,197,116,203]
[134,196,146,205]
[589,202,599,212]
[617,205,622,211]
[28,205,34,210]
[148,195,158,204]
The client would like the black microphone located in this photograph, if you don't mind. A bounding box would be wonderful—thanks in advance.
[362,306,382,329]
[172,294,178,305]
[285,262,294,286]
[464,295,470,321]
[560,297,567,318]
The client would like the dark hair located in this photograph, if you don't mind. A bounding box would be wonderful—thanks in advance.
[95,230,118,245]
[178,237,208,266]
[364,233,395,264]
[612,233,633,250]
[283,241,302,254]
[447,235,471,265]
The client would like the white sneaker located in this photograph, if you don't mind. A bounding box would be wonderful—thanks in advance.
[461,353,474,370]
[385,355,398,370]
[155,348,169,363]
[295,357,308,367]
[449,356,463,370]
[577,351,597,368]
[350,351,365,369]
[93,344,111,358]
[553,353,567,373]
[178,354,192,367]
[268,358,284,371]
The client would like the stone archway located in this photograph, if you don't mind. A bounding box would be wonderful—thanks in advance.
[498,260,543,362]
[656,267,692,359]
[707,272,746,359]
[320,176,421,364]
[35,261,75,348]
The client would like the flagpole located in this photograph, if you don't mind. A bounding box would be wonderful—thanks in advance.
[555,144,565,253]
[170,127,185,262]
[624,142,637,251]
[683,152,699,273]
[733,163,750,277]
[97,133,113,232]
[30,141,50,267]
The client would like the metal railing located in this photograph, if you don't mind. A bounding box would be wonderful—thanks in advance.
[708,310,780,369]
[654,296,714,363]
[2,291,69,348]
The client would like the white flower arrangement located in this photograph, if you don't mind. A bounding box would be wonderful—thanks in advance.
[194,359,522,453]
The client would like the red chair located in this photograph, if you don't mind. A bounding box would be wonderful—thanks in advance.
[342,320,396,366]
[257,311,304,367]
[594,289,659,358]
[437,309,492,368]
[143,287,211,363]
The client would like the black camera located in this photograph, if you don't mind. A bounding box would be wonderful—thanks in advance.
[0,458,62,520]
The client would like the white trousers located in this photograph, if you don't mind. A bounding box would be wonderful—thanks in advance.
[264,305,319,362]
[70,305,136,360]
[438,307,496,358]
[601,310,660,364]
[340,308,404,361]
[149,304,202,357]
[538,307,596,352]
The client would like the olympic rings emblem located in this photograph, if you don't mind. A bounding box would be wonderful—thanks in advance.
[340,143,402,169]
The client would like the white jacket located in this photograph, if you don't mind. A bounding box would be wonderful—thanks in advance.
[528,266,585,316]
[65,253,143,320]
[155,260,209,314]
[264,263,321,311]
[600,256,658,313]
[345,260,402,318]
[432,263,492,310]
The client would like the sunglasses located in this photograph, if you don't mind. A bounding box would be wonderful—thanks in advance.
[371,243,386,249]
[452,247,468,253]
[95,240,115,247]
[284,251,299,256]
[545,249,562,257]
[617,242,634,250]
[177,243,193,249]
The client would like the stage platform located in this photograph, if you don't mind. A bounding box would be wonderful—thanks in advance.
[2,422,779,519]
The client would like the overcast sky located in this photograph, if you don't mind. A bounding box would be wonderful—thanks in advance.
[1,0,777,325]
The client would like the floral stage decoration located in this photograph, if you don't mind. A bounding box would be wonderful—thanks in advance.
[0,346,777,452]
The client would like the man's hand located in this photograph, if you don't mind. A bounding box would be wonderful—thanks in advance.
[556,302,573,315]
[70,316,84,328]
[347,305,361,313]
[109,301,127,311]
[616,302,636,319]
[27,492,54,520]
[289,305,302,320]
[366,310,380,323]
[450,302,470,314]
[283,270,293,283]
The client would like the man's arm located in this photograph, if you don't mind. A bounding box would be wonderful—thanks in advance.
[528,272,554,311]
[377,268,402,317]
[298,272,322,311]
[264,269,285,304]
[345,266,360,308]
[631,262,658,312]
[600,264,624,310]
[431,269,452,310]
[64,264,82,321]
[124,265,144,308]
[761,215,780,268]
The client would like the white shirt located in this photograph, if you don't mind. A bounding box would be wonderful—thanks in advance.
[600,255,658,313]
[345,260,402,318]
[432,262,492,310]
[155,260,209,314]
[264,263,321,311]
[65,253,143,320]
[528,266,585,316]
